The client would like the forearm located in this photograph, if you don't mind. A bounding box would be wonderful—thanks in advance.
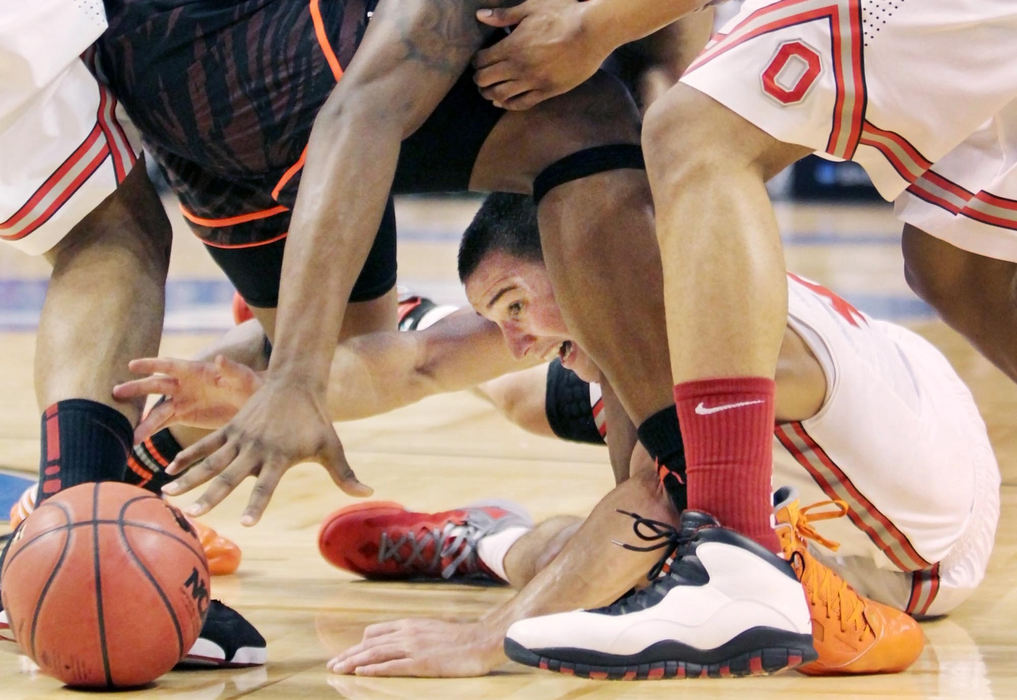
[582,0,710,52]
[269,98,402,391]
[326,312,534,420]
[600,377,638,485]
[480,469,677,644]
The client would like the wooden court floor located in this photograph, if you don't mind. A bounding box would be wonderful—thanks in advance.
[1,195,1016,698]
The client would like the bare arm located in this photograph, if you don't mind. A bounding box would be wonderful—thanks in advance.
[329,310,536,419]
[164,0,509,524]
[116,311,534,435]
[600,377,638,485]
[474,0,711,109]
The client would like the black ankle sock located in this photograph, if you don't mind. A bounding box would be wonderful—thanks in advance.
[35,399,132,504]
[637,405,687,511]
[125,428,183,495]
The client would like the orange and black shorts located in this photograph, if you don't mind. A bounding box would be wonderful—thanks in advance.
[96,0,504,307]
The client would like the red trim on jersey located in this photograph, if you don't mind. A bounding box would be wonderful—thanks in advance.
[858,120,933,184]
[921,169,972,202]
[95,81,137,183]
[829,0,864,159]
[975,189,1017,212]
[906,563,940,616]
[907,171,1017,232]
[775,422,932,572]
[787,272,867,327]
[685,0,865,160]
[906,179,963,216]
[1,125,108,241]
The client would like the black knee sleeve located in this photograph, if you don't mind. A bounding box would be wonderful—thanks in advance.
[545,359,606,445]
[533,144,645,205]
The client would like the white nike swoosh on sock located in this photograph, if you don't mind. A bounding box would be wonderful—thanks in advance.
[694,399,765,415]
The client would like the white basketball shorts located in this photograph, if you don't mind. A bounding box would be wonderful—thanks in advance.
[681,0,1017,260]
[1,0,142,256]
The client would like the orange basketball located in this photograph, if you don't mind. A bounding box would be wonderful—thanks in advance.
[0,482,210,688]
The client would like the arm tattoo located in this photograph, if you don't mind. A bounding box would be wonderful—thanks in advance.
[373,0,517,76]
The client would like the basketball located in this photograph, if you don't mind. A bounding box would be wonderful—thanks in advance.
[0,482,210,688]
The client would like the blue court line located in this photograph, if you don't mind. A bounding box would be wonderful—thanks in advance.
[0,471,34,523]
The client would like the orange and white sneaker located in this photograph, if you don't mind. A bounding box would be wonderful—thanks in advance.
[773,486,925,675]
[318,500,531,581]
[8,482,241,576]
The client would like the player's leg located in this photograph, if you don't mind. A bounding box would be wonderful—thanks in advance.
[30,157,172,498]
[902,228,1017,380]
[894,93,1017,380]
[468,71,684,484]
[646,83,809,547]
[500,516,581,587]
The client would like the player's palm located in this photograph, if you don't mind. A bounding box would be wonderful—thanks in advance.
[328,619,504,677]
[164,378,371,524]
[113,355,262,441]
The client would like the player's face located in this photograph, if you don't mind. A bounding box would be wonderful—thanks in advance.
[465,251,599,382]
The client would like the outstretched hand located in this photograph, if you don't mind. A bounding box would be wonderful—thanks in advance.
[328,618,505,677]
[161,377,372,525]
[113,355,263,442]
[473,0,611,110]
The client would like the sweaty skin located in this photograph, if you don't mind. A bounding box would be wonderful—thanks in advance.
[117,251,828,678]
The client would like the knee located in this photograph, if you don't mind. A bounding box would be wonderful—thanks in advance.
[641,85,706,180]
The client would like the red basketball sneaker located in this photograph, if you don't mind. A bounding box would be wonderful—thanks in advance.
[318,501,531,581]
[773,487,925,675]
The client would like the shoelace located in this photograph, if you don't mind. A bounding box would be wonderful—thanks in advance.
[613,510,695,581]
[377,511,501,579]
[594,512,699,615]
[787,500,868,638]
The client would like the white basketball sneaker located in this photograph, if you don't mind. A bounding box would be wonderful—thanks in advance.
[504,509,816,680]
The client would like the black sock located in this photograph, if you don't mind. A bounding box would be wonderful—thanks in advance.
[125,428,183,495]
[35,399,132,504]
[636,405,687,511]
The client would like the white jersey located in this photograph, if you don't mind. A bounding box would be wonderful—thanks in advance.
[774,274,999,616]
[681,0,1017,261]
[0,0,142,255]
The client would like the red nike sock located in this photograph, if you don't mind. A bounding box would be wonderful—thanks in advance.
[674,377,778,552]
